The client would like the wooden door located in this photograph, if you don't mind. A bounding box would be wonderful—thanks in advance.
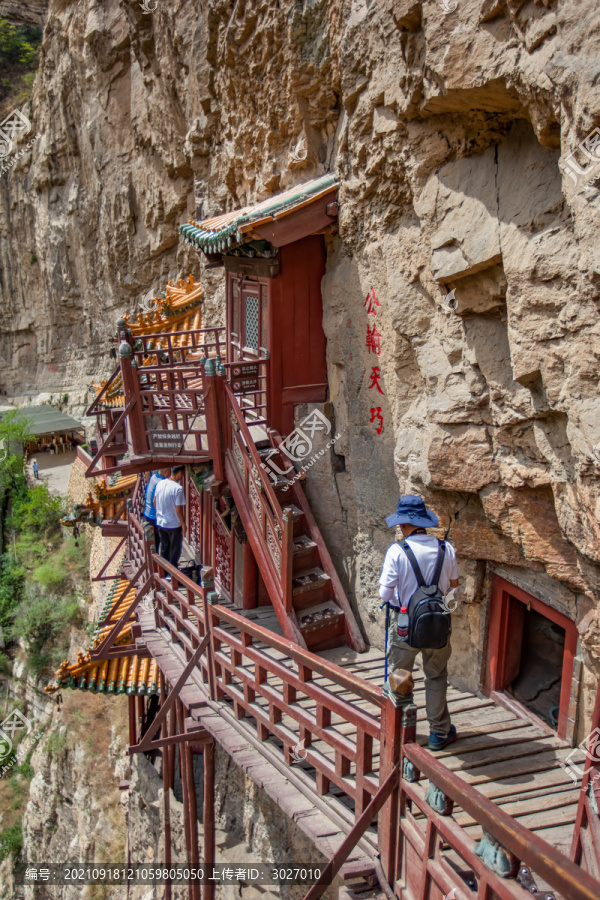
[227,274,269,363]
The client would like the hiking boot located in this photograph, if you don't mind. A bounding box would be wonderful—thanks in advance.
[428,724,456,751]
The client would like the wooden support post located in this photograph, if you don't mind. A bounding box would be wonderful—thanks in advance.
[184,739,200,900]
[281,507,294,612]
[242,540,258,610]
[202,492,212,571]
[128,695,136,747]
[214,366,230,455]
[119,344,149,456]
[378,695,406,887]
[136,695,144,740]
[201,568,221,702]
[176,701,194,900]
[160,673,172,900]
[203,741,216,900]
[203,360,224,482]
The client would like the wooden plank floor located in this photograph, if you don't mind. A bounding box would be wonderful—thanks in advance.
[208,605,585,859]
[320,645,584,859]
[140,590,586,882]
[136,600,377,876]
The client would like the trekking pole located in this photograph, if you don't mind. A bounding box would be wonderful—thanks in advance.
[382,601,390,683]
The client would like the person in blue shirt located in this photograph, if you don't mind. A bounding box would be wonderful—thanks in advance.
[144,468,170,552]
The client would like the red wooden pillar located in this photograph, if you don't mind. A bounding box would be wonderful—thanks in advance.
[214,367,229,454]
[378,695,405,886]
[119,340,149,456]
[203,741,216,900]
[203,360,224,482]
[161,672,173,900]
[136,696,145,739]
[128,695,136,746]
[176,700,196,900]
[242,541,258,609]
[281,507,294,612]
[201,568,221,702]
[184,740,200,899]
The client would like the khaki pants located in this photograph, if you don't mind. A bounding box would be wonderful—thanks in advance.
[386,607,452,735]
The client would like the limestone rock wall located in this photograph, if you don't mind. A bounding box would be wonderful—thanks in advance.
[0,1,47,28]
[0,0,599,730]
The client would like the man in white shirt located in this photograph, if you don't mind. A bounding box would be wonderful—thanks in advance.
[153,465,187,569]
[379,494,459,750]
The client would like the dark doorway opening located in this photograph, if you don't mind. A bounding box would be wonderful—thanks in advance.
[485,576,577,740]
[508,607,566,730]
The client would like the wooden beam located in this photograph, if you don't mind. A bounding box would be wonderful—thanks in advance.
[129,729,212,754]
[204,741,216,900]
[176,701,194,900]
[134,634,210,753]
[92,534,127,581]
[161,671,173,900]
[301,760,400,900]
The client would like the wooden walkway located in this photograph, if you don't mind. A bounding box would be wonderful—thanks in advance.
[321,646,582,859]
[137,594,585,891]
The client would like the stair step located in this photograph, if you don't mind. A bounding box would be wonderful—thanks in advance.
[292,535,318,555]
[292,567,330,595]
[292,567,331,610]
[297,601,343,635]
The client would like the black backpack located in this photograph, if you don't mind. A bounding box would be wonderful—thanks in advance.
[399,539,450,650]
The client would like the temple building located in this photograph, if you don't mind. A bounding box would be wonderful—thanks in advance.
[48,175,600,900]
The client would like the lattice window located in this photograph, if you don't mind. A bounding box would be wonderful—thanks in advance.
[245,294,259,351]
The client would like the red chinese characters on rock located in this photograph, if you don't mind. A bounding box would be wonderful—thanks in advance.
[364,288,381,316]
[370,407,384,435]
[366,323,382,356]
[364,289,384,434]
[368,365,384,395]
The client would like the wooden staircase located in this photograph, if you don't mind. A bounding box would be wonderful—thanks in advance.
[256,441,362,653]
[221,378,365,654]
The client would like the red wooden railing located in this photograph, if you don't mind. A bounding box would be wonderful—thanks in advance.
[135,545,599,900]
[131,326,225,369]
[136,361,211,457]
[399,740,600,900]
[223,358,270,427]
[148,547,391,846]
[571,685,600,876]
[97,494,600,900]
[222,382,302,643]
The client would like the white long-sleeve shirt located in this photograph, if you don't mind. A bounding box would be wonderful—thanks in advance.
[379,534,458,608]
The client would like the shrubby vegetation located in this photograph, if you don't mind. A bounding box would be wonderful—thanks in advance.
[0,18,42,108]
[0,411,86,677]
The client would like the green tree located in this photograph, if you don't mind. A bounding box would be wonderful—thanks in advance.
[7,482,64,537]
[0,410,34,499]
[8,583,82,676]
[0,18,42,106]
[0,554,24,631]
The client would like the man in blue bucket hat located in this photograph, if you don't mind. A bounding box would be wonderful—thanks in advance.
[379,494,459,750]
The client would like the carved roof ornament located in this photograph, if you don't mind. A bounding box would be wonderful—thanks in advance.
[179,174,339,257]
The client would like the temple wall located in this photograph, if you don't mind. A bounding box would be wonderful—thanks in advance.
[0,0,598,740]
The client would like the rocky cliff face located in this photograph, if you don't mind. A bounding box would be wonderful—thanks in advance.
[1,0,599,718]
[0,1,46,28]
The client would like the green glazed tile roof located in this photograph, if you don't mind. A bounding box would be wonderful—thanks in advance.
[179,174,338,253]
